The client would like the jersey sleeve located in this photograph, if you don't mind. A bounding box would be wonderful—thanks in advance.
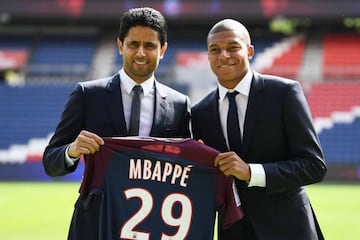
[216,175,244,228]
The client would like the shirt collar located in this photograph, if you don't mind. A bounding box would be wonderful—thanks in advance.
[218,70,253,101]
[119,68,155,95]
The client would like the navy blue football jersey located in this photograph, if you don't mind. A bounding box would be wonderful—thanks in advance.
[81,137,243,240]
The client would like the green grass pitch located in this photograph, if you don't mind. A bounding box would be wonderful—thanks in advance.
[0,182,359,240]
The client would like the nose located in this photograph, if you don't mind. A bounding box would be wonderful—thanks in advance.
[219,49,230,59]
[136,45,146,56]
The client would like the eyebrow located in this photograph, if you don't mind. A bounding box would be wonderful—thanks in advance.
[208,41,241,47]
[128,40,158,44]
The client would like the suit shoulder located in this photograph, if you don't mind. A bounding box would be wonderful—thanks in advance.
[156,82,189,100]
[254,72,304,100]
[258,72,298,86]
[78,76,113,89]
[192,89,217,111]
[72,75,119,96]
[254,73,301,95]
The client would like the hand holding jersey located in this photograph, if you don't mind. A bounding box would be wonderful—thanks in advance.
[68,130,105,158]
[82,137,243,240]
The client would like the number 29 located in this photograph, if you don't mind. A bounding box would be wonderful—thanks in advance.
[120,188,193,240]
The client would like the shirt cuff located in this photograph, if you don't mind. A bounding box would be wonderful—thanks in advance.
[65,145,79,167]
[248,164,266,187]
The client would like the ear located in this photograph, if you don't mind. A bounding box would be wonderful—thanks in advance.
[159,42,168,59]
[116,37,123,55]
[248,44,255,60]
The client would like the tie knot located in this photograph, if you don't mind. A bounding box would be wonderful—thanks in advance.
[227,91,239,102]
[132,85,143,95]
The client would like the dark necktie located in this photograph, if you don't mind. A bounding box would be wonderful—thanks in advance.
[227,91,243,155]
[129,85,143,136]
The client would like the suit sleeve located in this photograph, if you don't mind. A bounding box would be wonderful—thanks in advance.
[42,84,85,177]
[263,81,327,194]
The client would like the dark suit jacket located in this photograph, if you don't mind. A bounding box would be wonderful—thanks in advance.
[43,73,191,240]
[191,71,327,240]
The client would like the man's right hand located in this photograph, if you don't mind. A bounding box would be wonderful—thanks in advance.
[214,151,251,181]
[67,130,105,158]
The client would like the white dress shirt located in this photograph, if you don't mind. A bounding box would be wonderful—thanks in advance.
[218,70,266,187]
[65,69,155,166]
[119,68,155,136]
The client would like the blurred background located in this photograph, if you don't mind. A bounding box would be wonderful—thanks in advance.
[0,1,359,239]
[0,0,359,183]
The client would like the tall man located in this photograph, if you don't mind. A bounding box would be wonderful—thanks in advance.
[43,7,190,240]
[191,19,327,240]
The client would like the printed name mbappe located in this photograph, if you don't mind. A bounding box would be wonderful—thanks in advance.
[129,158,192,187]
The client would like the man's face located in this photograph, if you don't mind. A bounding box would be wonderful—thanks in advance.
[207,30,253,89]
[117,26,167,83]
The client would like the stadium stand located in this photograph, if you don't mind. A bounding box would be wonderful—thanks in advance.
[322,33,360,80]
[307,82,360,164]
[0,35,33,49]
[0,34,33,85]
[0,83,74,153]
[252,34,304,80]
[0,83,84,180]
[1,22,360,181]
[318,119,360,163]
[27,35,98,82]
[252,35,284,60]
[307,82,360,119]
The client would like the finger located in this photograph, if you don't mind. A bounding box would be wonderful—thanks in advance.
[214,153,225,166]
[76,133,102,154]
[81,130,104,145]
[218,159,236,172]
[80,141,99,154]
[214,152,233,167]
[80,131,103,146]
[197,139,204,144]
[218,164,235,177]
[219,161,243,178]
[67,142,82,158]
[77,146,92,155]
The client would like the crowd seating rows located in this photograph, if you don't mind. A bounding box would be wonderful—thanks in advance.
[307,82,360,163]
[260,37,305,79]
[1,32,359,82]
[323,33,360,80]
[0,31,360,167]
[0,80,359,165]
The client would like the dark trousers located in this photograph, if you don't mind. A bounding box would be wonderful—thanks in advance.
[68,194,102,240]
[219,216,258,240]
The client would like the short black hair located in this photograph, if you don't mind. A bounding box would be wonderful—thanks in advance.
[118,7,168,47]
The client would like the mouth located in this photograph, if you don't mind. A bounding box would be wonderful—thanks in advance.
[217,60,236,70]
[134,59,148,65]
[217,63,234,70]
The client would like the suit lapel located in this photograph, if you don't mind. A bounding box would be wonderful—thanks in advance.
[104,74,128,135]
[150,81,168,136]
[243,72,265,155]
[203,89,229,152]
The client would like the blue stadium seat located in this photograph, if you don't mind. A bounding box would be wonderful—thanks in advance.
[318,118,360,163]
[27,35,98,80]
[0,36,33,49]
[0,83,75,149]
